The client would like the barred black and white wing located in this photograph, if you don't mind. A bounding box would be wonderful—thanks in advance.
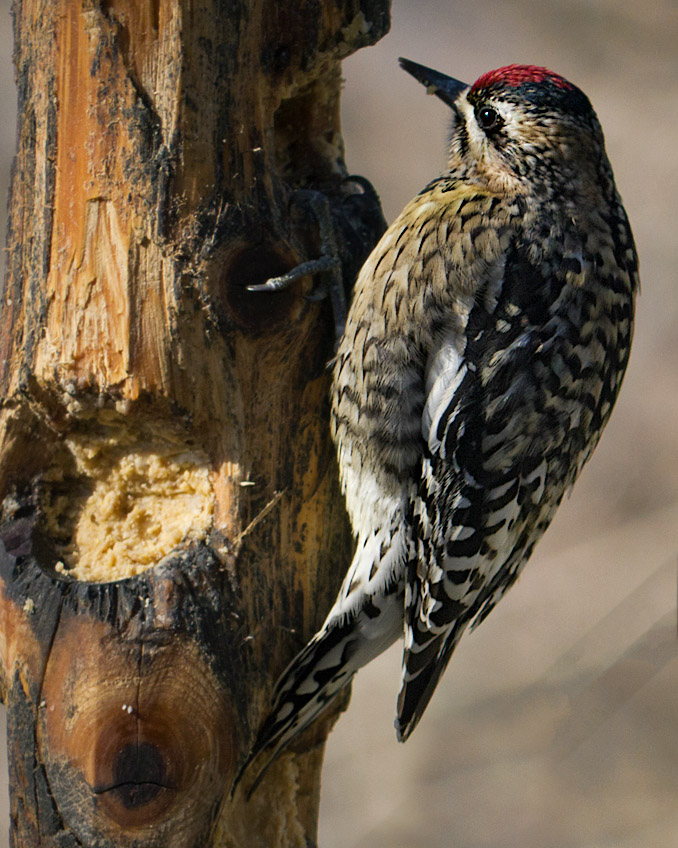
[396,243,601,740]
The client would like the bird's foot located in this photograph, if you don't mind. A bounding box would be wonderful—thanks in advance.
[247,189,347,342]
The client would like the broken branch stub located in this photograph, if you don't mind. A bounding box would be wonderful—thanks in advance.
[0,1,389,845]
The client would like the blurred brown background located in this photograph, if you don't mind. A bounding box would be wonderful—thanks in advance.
[0,0,677,845]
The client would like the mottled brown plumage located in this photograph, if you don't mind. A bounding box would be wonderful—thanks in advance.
[240,59,638,788]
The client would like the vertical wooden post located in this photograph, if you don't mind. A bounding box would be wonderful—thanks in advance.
[0,1,389,845]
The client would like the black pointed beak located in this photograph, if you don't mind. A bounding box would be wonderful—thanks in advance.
[399,58,468,108]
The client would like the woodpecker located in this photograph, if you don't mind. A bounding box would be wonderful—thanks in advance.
[239,59,638,789]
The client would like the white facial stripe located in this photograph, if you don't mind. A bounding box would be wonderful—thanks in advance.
[457,96,485,148]
[459,95,516,143]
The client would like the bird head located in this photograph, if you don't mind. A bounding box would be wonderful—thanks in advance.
[399,59,608,198]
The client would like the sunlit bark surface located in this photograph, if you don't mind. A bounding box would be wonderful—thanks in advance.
[0,1,389,844]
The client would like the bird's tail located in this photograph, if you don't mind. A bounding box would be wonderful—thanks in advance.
[233,589,402,797]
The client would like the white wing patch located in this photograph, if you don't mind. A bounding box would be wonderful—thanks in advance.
[422,336,466,454]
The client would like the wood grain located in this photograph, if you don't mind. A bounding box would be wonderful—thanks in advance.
[0,0,389,844]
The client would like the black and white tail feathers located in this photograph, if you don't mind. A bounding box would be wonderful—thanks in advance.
[233,578,403,797]
[232,624,358,797]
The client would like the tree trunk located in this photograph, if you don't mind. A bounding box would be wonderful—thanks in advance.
[0,1,389,845]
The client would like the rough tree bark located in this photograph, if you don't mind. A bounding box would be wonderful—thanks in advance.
[0,1,389,845]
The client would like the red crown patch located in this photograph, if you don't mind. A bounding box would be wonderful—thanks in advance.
[471,65,575,93]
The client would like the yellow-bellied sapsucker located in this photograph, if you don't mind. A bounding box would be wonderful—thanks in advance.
[240,59,639,788]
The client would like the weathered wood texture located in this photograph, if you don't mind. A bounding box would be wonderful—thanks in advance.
[0,1,389,845]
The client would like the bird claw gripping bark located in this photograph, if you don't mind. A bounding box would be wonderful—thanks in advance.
[237,58,638,795]
[246,189,346,341]
[247,181,386,342]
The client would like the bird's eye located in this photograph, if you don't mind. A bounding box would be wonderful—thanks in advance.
[477,106,502,133]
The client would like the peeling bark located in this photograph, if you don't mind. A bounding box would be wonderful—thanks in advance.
[0,0,389,844]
